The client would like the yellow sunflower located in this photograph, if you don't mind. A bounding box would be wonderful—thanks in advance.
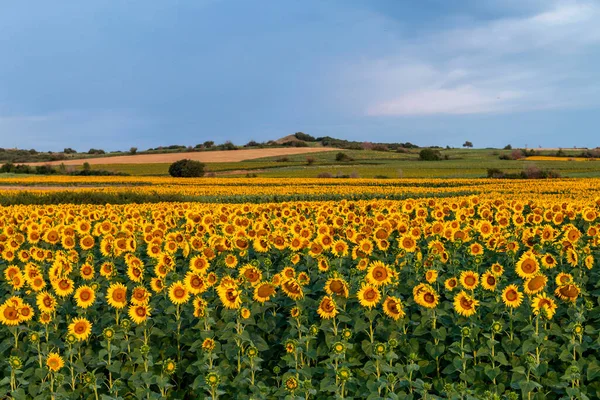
[79,263,95,280]
[515,252,539,279]
[425,269,438,283]
[106,283,128,309]
[74,285,96,309]
[357,284,381,308]
[490,263,504,277]
[36,291,57,313]
[239,265,262,286]
[128,304,151,324]
[444,277,458,291]
[382,296,405,320]
[324,277,349,298]
[531,293,557,319]
[481,272,497,291]
[168,281,191,305]
[281,278,304,300]
[150,278,165,293]
[46,352,64,372]
[555,284,580,302]
[501,284,523,308]
[185,272,207,295]
[555,272,573,286]
[541,254,557,269]
[453,291,479,317]
[317,296,338,319]
[523,275,547,295]
[417,288,439,309]
[52,277,75,297]
[68,317,92,341]
[366,261,394,286]
[460,271,479,290]
[130,286,151,305]
[253,282,276,303]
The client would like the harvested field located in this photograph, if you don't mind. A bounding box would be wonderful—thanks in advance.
[26,147,337,166]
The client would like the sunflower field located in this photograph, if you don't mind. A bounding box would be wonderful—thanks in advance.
[1,193,600,399]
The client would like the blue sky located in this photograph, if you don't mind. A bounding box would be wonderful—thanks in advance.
[1,0,599,151]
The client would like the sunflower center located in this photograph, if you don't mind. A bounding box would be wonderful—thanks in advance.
[74,322,86,334]
[80,291,91,301]
[364,289,377,301]
[257,284,274,298]
[423,293,435,304]
[460,297,473,310]
[330,280,344,294]
[373,267,387,281]
[465,276,476,286]
[174,287,186,298]
[522,259,537,274]
[506,290,518,301]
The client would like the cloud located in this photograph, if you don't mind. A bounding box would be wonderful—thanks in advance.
[354,0,600,116]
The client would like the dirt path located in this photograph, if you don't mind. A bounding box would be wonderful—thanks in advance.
[25,147,337,166]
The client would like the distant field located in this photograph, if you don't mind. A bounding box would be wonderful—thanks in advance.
[10,148,600,179]
[26,147,337,166]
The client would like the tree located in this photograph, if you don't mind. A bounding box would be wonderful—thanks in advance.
[168,159,206,177]
[294,132,316,142]
[63,148,77,154]
[203,141,214,148]
[419,148,442,161]
[463,141,473,148]
[129,147,138,155]
[82,162,91,172]
[503,144,512,150]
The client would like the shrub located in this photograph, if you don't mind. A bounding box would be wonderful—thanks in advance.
[168,159,206,178]
[294,132,316,142]
[335,152,353,162]
[317,172,333,178]
[419,148,442,161]
[129,147,138,155]
[504,144,512,150]
[276,157,289,162]
[306,157,315,165]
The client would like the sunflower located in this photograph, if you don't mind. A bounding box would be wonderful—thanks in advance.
[18,303,34,323]
[239,265,262,286]
[224,254,238,269]
[331,240,349,257]
[80,264,95,280]
[523,275,547,295]
[398,236,417,252]
[202,338,216,351]
[366,261,394,286]
[184,272,207,295]
[106,283,128,309]
[555,272,573,286]
[566,249,579,267]
[417,288,439,309]
[46,352,64,372]
[0,302,20,326]
[74,286,96,309]
[324,277,349,298]
[541,254,557,269]
[281,267,296,280]
[126,264,144,283]
[357,284,381,308]
[501,285,523,308]
[317,296,338,319]
[490,263,504,276]
[168,281,191,305]
[128,304,151,324]
[68,317,92,341]
[444,277,458,291]
[189,255,210,274]
[515,252,539,279]
[52,277,75,297]
[131,286,151,305]
[253,282,276,303]
[240,307,251,319]
[531,293,557,319]
[469,242,484,256]
[585,255,594,270]
[36,291,57,313]
[481,272,497,291]
[79,235,95,251]
[281,278,304,300]
[460,271,479,290]
[453,291,479,317]
[425,269,438,283]
[30,276,46,292]
[555,284,580,302]
[382,296,405,320]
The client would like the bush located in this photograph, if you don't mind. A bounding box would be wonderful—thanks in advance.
[317,172,333,178]
[276,157,289,162]
[306,157,315,165]
[504,144,512,150]
[129,147,138,155]
[294,132,316,142]
[335,152,353,162]
[168,159,206,178]
[419,148,442,161]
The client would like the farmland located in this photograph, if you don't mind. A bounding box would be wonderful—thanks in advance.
[52,148,600,179]
[1,177,600,399]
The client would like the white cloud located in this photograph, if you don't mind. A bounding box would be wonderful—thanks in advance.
[354,0,600,116]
